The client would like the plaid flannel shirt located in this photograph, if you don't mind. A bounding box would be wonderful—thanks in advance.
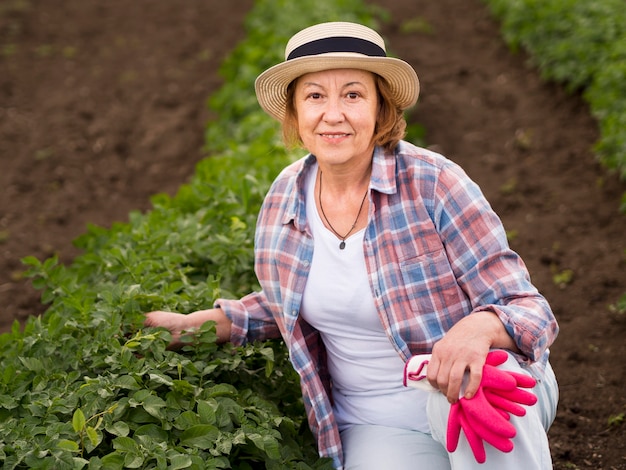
[216,141,558,469]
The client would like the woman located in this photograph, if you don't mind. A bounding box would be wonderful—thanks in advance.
[145,22,559,469]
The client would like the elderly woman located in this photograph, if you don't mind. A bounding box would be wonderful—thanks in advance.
[145,22,559,470]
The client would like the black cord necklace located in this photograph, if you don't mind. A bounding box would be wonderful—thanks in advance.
[318,171,369,250]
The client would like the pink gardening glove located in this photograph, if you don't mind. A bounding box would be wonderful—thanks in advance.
[446,385,517,463]
[403,351,538,463]
[482,350,537,416]
[445,350,538,463]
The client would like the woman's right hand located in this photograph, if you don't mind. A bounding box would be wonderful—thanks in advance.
[144,308,232,349]
[144,311,192,349]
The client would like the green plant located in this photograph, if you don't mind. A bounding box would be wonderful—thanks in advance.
[608,412,625,427]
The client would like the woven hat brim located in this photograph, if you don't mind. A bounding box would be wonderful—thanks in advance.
[255,55,420,121]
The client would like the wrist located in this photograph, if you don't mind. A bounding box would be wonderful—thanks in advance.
[188,308,231,343]
[472,310,518,352]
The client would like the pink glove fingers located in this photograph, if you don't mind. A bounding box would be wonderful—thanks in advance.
[446,402,463,453]
[484,350,537,388]
[494,405,512,420]
[483,388,527,416]
[469,415,515,454]
[485,349,509,367]
[505,371,537,389]
[458,403,487,463]
[461,387,517,438]
[447,399,515,462]
[481,364,518,391]
[485,385,538,407]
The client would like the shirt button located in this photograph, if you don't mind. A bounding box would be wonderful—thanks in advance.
[291,310,298,316]
[302,260,310,267]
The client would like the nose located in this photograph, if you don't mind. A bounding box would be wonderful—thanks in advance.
[322,97,345,123]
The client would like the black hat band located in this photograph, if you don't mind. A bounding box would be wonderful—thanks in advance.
[287,36,386,60]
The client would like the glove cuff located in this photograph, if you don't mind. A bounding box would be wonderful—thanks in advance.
[403,354,438,392]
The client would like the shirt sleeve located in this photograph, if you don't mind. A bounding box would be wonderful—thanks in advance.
[432,161,559,363]
[214,291,282,346]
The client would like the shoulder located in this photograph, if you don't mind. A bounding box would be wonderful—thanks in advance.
[395,140,457,172]
[391,141,474,192]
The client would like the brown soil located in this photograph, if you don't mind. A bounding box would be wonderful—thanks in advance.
[1,0,625,468]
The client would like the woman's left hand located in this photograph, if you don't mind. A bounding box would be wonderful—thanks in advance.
[426,310,518,403]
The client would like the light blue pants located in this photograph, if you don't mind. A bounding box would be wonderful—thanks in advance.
[340,354,558,470]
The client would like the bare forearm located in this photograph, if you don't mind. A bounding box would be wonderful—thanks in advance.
[144,307,232,347]
[185,308,232,343]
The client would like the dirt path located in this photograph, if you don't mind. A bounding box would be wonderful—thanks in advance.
[1,0,625,467]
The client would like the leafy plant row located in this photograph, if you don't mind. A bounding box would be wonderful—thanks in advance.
[0,1,383,469]
[481,0,626,189]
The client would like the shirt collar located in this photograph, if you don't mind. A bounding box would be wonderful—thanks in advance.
[370,145,398,195]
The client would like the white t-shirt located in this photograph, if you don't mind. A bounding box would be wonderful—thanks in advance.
[300,165,429,432]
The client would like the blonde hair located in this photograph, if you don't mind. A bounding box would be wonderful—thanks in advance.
[282,74,406,152]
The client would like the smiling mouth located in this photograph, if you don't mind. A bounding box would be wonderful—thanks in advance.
[320,133,350,138]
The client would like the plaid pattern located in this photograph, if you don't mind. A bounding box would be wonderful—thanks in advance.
[216,141,558,469]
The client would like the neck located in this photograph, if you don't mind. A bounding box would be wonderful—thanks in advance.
[316,159,372,197]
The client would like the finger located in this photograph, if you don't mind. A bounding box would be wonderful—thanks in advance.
[426,355,445,394]
[143,312,157,326]
[446,363,469,402]
[461,361,484,400]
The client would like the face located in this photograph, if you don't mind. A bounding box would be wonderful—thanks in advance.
[293,69,378,168]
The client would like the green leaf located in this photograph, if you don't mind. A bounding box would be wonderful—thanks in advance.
[179,424,220,449]
[197,400,217,425]
[123,452,144,469]
[174,410,200,430]
[112,436,139,453]
[147,372,174,387]
[72,409,86,433]
[19,356,44,372]
[168,454,193,470]
[141,395,167,418]
[248,432,281,460]
[57,439,80,452]
[115,375,141,390]
[87,426,100,446]
[134,423,168,441]
[99,452,125,469]
[105,421,130,437]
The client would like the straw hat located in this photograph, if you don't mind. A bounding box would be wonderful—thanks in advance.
[255,21,420,121]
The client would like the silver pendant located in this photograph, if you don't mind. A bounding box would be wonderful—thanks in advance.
[339,241,346,250]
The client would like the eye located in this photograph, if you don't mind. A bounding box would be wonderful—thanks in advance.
[346,91,361,100]
[307,92,323,100]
